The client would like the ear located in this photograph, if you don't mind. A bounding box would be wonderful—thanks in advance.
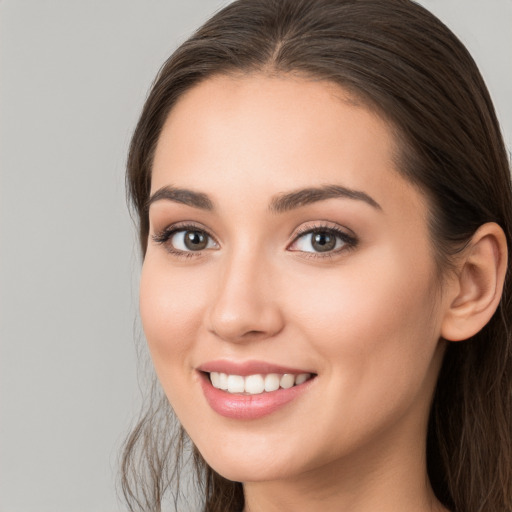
[441,222,508,342]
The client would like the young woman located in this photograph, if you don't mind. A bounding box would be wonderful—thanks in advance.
[121,1,512,511]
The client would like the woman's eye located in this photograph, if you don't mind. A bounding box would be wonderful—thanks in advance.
[289,229,355,254]
[153,227,218,254]
[170,229,216,251]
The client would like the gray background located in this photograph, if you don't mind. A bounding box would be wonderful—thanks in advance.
[0,1,510,511]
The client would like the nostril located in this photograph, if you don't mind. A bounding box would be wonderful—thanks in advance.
[245,330,267,337]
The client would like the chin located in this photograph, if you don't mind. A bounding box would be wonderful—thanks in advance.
[207,459,286,484]
[196,441,300,483]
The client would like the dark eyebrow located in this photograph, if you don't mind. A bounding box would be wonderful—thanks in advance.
[269,184,382,213]
[146,186,214,211]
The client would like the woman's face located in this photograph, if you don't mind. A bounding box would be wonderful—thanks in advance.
[140,74,448,483]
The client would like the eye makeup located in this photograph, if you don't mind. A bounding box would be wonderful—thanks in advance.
[151,219,358,260]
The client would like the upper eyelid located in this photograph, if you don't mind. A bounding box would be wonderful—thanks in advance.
[153,221,215,237]
[152,219,203,230]
[289,222,356,240]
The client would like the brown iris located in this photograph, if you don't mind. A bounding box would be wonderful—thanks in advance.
[184,230,208,250]
[311,231,336,252]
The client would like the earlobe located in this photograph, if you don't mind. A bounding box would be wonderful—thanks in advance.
[441,222,508,342]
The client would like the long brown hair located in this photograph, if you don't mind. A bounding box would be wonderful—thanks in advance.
[121,1,512,511]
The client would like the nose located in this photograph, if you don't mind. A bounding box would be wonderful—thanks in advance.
[207,249,285,343]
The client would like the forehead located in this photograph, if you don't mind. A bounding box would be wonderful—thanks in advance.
[151,73,424,218]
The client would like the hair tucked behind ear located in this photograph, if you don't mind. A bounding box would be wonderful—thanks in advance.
[122,1,512,511]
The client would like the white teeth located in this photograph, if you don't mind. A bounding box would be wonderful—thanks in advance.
[218,373,228,390]
[209,371,312,395]
[210,372,220,388]
[264,373,280,392]
[244,374,265,394]
[295,373,309,385]
[227,374,245,393]
[280,373,295,389]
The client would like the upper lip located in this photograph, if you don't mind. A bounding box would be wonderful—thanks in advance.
[197,359,315,376]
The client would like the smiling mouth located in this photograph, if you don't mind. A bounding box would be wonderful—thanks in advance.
[207,372,315,395]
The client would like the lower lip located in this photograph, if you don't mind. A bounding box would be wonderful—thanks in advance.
[199,372,315,420]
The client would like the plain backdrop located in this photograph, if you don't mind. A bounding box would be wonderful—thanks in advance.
[0,1,511,511]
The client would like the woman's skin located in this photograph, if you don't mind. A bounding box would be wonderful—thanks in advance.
[140,74,506,512]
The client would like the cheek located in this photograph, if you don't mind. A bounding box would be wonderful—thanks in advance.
[284,245,440,389]
[139,256,214,422]
[139,256,205,367]
[277,248,442,452]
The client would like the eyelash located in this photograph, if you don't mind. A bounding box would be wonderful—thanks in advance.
[151,222,358,259]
